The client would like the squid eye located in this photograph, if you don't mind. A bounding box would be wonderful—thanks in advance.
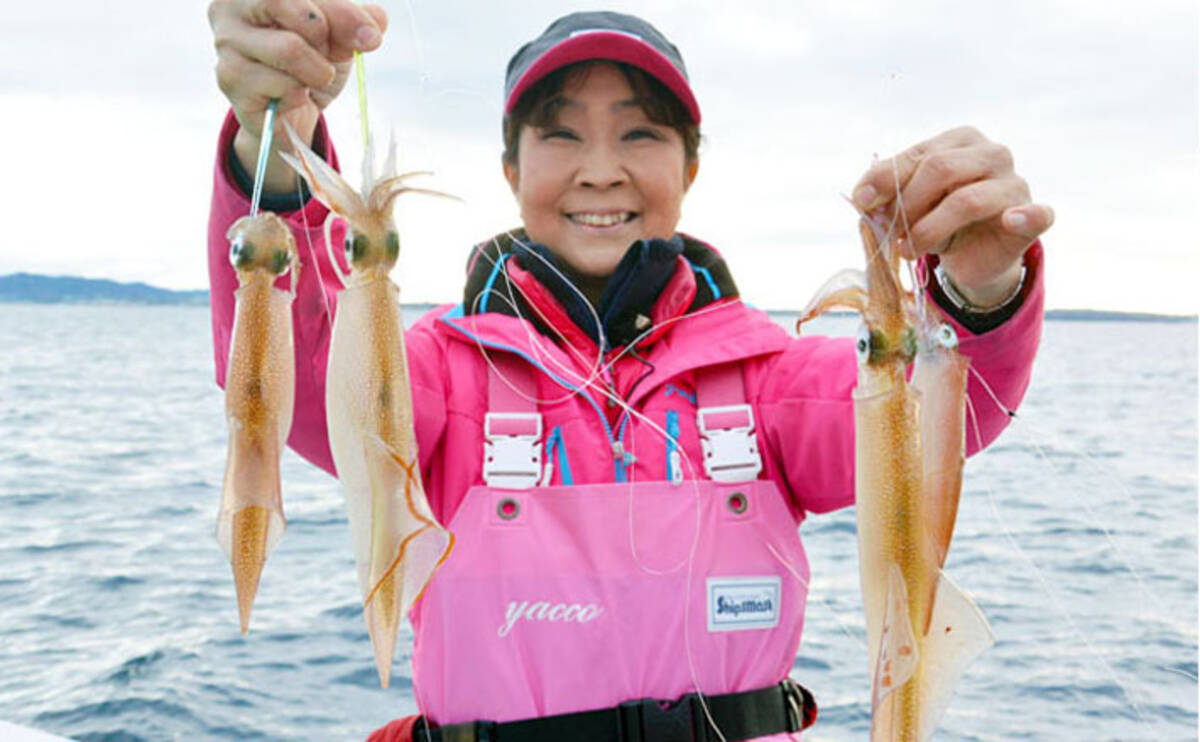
[229,238,254,269]
[935,323,958,349]
[386,231,400,260]
[344,233,368,262]
[855,323,871,365]
[271,249,291,276]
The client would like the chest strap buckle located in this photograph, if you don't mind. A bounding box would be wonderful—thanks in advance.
[483,412,543,490]
[697,403,763,484]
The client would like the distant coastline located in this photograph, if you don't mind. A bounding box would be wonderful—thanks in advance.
[1,273,1194,322]
[0,273,208,306]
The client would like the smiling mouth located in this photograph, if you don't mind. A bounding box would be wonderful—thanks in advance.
[566,211,638,228]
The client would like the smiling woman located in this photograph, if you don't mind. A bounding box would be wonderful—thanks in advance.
[502,63,698,298]
[203,5,1051,742]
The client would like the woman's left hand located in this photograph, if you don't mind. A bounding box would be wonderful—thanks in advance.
[851,126,1054,308]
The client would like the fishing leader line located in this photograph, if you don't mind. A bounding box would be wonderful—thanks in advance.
[964,392,1175,737]
[249,99,280,218]
[468,233,804,742]
[964,364,1197,645]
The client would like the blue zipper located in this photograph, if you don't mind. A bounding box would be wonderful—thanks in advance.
[544,426,574,486]
[614,414,632,482]
[665,410,681,483]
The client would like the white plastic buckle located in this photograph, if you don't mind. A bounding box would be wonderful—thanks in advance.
[483,412,543,490]
[697,404,763,483]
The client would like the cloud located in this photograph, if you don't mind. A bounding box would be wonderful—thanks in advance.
[1,0,1195,313]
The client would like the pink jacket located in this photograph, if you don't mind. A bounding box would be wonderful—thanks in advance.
[207,112,1044,526]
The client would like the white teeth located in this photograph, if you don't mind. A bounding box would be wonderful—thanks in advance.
[571,212,629,227]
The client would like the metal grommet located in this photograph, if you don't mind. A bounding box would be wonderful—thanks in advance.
[497,498,520,520]
[727,491,748,514]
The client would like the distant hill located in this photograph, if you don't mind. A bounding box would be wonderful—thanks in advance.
[1043,309,1195,323]
[1,273,1194,321]
[0,273,209,305]
[770,308,1195,322]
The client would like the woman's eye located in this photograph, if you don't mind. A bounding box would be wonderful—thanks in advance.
[540,128,577,141]
[624,128,660,141]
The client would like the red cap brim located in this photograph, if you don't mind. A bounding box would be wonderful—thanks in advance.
[504,31,701,125]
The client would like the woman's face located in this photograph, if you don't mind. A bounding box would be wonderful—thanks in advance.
[503,63,698,281]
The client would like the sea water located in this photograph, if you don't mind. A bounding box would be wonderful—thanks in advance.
[0,304,1195,741]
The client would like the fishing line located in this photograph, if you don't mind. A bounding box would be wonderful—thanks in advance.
[965,397,1165,735]
[965,365,1193,641]
[487,232,608,376]
[766,541,869,653]
[249,99,279,218]
[353,50,369,148]
[464,231,780,742]
[469,280,727,742]
[1011,424,1186,629]
[885,154,928,329]
[613,410,711,739]
[470,229,739,406]
[292,166,337,325]
[892,143,1177,726]
[323,213,350,290]
[767,542,875,731]
[954,294,1193,724]
[399,0,428,95]
[464,238,608,406]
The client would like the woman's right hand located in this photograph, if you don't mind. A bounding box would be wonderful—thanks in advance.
[209,0,388,193]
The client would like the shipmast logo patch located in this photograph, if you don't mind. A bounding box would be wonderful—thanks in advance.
[706,576,781,632]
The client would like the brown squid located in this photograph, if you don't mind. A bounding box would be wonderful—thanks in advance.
[800,207,993,741]
[280,124,453,687]
[217,213,298,634]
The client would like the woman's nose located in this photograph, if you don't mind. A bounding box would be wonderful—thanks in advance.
[574,143,629,188]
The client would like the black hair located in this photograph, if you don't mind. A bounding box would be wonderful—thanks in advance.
[501,61,701,167]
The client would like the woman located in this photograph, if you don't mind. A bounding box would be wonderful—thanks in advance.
[206,5,1052,741]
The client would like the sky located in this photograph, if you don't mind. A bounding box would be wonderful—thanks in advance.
[0,0,1196,315]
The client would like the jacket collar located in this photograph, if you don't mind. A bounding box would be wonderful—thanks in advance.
[442,230,790,409]
[460,229,738,352]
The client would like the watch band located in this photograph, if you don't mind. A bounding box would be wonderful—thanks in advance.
[933,262,1026,314]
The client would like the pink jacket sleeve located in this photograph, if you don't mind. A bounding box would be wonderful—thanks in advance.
[758,243,1045,516]
[206,110,448,481]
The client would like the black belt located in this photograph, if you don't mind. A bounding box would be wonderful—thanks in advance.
[411,679,817,742]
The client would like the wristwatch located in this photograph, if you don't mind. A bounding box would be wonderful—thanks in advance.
[933,262,1026,314]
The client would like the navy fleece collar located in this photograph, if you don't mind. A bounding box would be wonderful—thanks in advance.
[462,229,738,349]
[518,236,684,348]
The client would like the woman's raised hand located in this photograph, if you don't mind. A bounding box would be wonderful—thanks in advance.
[852,127,1054,309]
[209,0,388,192]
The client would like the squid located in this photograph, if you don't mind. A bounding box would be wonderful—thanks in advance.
[280,124,454,687]
[800,208,993,740]
[218,212,298,634]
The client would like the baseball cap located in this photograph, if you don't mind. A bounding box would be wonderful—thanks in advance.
[504,11,701,125]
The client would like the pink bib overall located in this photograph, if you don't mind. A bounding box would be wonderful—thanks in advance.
[410,361,813,742]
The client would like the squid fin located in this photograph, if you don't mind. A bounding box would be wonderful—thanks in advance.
[228,505,283,634]
[364,579,400,688]
[871,563,920,716]
[916,571,995,740]
[357,433,454,688]
[217,433,286,634]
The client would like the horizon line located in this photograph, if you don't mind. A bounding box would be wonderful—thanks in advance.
[1,271,1195,320]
